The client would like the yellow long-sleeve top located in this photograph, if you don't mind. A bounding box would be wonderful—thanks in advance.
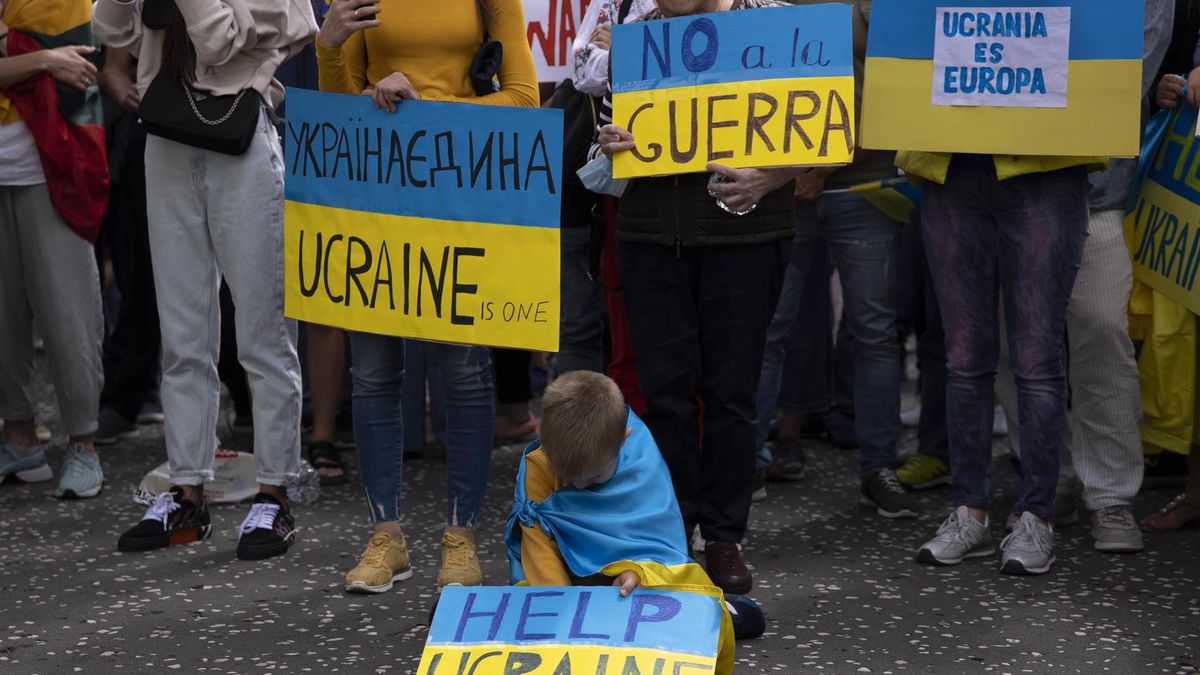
[315,0,538,108]
[517,448,573,586]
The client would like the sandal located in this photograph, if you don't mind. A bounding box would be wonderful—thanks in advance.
[307,440,347,486]
[1139,492,1200,532]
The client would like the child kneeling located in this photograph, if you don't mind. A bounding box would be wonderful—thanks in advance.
[504,372,764,674]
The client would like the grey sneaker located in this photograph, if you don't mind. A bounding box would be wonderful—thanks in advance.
[54,444,104,499]
[0,441,51,482]
[1005,493,1080,529]
[1000,512,1056,575]
[917,506,996,565]
[1090,506,1144,553]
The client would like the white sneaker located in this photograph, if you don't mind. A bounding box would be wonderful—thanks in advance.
[900,404,921,428]
[1090,506,1144,553]
[917,506,995,565]
[1001,512,1056,575]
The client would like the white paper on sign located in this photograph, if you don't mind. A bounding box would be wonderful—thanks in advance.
[932,7,1071,109]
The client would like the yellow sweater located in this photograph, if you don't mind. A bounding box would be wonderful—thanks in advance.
[315,0,538,108]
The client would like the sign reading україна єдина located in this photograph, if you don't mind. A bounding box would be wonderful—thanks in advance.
[282,89,564,352]
[609,3,856,179]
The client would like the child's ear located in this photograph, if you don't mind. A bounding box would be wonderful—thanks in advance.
[624,427,633,440]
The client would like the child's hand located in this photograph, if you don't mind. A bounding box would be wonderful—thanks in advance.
[1157,74,1186,109]
[613,570,641,597]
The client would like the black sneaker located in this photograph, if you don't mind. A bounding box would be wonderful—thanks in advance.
[765,440,807,482]
[236,492,296,561]
[859,469,919,519]
[118,487,213,552]
[751,470,768,503]
[95,408,138,446]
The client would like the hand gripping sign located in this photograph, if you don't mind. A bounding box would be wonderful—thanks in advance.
[608,3,856,179]
[283,89,564,352]
[862,0,1143,156]
[417,586,724,675]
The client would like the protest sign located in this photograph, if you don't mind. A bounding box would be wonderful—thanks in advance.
[1125,104,1200,317]
[608,4,855,179]
[862,0,1142,156]
[417,586,723,674]
[526,0,593,83]
[282,89,563,351]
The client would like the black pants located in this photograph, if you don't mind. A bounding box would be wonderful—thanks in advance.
[99,138,160,422]
[618,239,789,543]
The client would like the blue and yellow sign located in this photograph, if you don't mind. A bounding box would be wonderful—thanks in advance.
[417,586,723,674]
[283,89,563,351]
[862,0,1143,156]
[609,4,855,179]
[1126,104,1200,317]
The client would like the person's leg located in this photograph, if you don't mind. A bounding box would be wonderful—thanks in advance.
[776,241,834,419]
[305,324,347,483]
[825,312,858,448]
[217,282,253,430]
[432,343,495,586]
[921,160,1002,518]
[996,168,1089,522]
[492,348,534,442]
[10,184,106,495]
[1063,210,1144,513]
[823,194,903,480]
[617,241,703,536]
[208,116,302,495]
[698,240,790,543]
[99,139,161,429]
[144,135,221,497]
[915,209,949,463]
[602,199,646,413]
[557,225,606,374]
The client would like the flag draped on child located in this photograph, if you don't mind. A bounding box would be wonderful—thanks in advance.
[505,409,736,674]
[0,0,108,243]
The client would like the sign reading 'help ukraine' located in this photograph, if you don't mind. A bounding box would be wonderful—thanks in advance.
[609,4,856,179]
[283,89,564,352]
[863,0,1142,156]
[417,586,723,674]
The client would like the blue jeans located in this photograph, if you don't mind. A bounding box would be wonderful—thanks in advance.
[755,192,902,479]
[349,333,495,526]
[922,157,1088,519]
[558,226,605,375]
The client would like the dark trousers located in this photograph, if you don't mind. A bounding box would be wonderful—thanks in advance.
[897,209,949,460]
[922,158,1088,519]
[99,138,160,422]
[618,239,789,543]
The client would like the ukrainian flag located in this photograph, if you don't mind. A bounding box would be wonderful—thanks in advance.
[861,0,1143,157]
[847,177,923,225]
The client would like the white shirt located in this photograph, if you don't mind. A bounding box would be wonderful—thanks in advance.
[571,0,657,96]
[0,121,47,186]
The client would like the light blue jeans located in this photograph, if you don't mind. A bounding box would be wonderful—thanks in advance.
[146,110,302,487]
[349,334,495,526]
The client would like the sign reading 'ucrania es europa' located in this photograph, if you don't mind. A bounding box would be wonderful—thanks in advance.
[932,6,1070,108]
[282,89,564,352]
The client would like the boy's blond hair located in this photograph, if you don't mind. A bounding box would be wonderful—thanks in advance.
[539,371,627,484]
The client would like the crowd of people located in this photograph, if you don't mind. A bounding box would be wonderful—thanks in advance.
[2,0,1199,646]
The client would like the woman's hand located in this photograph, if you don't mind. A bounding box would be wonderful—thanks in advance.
[367,71,421,112]
[793,167,832,204]
[707,163,795,215]
[318,0,381,50]
[612,570,641,597]
[590,25,612,51]
[1188,68,1200,109]
[598,124,635,159]
[40,45,97,91]
[1156,74,1185,110]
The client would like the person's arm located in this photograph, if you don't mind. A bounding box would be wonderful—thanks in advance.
[98,45,140,111]
[1143,0,1174,99]
[571,0,611,96]
[176,0,316,70]
[316,29,368,94]
[439,0,538,107]
[518,455,572,586]
[92,0,144,50]
[0,45,96,90]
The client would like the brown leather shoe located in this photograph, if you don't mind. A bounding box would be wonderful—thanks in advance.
[704,541,752,595]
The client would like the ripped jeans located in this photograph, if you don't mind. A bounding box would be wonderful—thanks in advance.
[349,333,496,527]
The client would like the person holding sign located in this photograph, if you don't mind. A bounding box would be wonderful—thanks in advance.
[94,0,318,560]
[595,0,815,595]
[316,0,538,592]
[505,371,753,675]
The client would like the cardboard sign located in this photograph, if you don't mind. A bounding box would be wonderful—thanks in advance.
[417,586,723,674]
[862,0,1142,156]
[1125,104,1200,317]
[526,0,593,83]
[282,89,563,351]
[932,7,1070,108]
[608,4,855,179]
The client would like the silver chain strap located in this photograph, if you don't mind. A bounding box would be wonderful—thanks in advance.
[182,79,248,126]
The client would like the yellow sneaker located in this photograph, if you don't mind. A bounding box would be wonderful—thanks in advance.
[896,452,952,491]
[344,533,412,593]
[436,530,482,587]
